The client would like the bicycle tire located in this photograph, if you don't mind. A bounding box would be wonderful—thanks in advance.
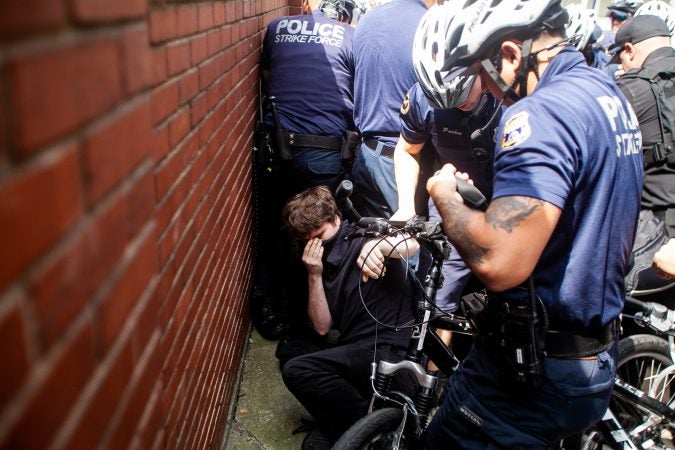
[332,408,406,450]
[613,334,674,448]
[569,334,674,450]
[618,334,673,392]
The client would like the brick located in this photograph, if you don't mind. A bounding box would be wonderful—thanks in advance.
[176,5,199,37]
[71,0,146,23]
[0,304,30,407]
[206,29,221,57]
[82,100,153,204]
[62,340,134,450]
[30,195,127,348]
[0,0,66,36]
[107,336,163,450]
[97,230,158,352]
[153,124,170,163]
[149,8,176,44]
[0,146,83,292]
[120,27,153,96]
[3,324,95,450]
[189,34,208,65]
[169,108,190,149]
[197,4,214,30]
[152,47,168,86]
[198,58,218,90]
[190,92,208,128]
[126,168,155,238]
[221,25,232,48]
[167,41,190,77]
[151,79,180,125]
[136,384,165,449]
[213,3,225,26]
[132,281,162,359]
[179,69,199,104]
[10,40,121,154]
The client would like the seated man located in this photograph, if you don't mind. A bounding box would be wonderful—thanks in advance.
[279,186,419,448]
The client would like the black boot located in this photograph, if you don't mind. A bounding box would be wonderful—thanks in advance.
[250,285,288,340]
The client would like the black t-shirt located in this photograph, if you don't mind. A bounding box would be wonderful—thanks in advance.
[617,47,675,210]
[321,222,415,347]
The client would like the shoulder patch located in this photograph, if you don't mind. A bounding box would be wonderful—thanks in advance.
[400,91,411,115]
[500,111,531,149]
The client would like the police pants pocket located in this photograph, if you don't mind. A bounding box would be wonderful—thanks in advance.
[544,349,616,397]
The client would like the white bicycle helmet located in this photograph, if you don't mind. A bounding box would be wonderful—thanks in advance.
[319,0,356,22]
[635,1,675,35]
[565,4,597,51]
[412,3,477,109]
[437,0,569,69]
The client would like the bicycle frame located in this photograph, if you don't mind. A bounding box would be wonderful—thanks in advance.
[584,297,675,450]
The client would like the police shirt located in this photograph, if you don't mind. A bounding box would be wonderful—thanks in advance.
[352,0,427,145]
[320,222,414,346]
[261,11,355,136]
[616,47,675,210]
[492,48,643,329]
[400,82,502,198]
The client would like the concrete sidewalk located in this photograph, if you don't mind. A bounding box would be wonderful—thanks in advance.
[223,329,307,449]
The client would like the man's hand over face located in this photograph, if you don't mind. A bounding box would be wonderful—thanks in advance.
[303,238,324,275]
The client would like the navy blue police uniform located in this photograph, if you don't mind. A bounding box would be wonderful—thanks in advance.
[400,83,502,312]
[281,221,415,443]
[351,0,428,218]
[261,9,355,194]
[426,48,643,449]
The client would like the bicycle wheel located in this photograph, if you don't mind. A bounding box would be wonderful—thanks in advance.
[570,334,673,450]
[332,407,407,450]
[618,334,672,394]
[614,334,674,448]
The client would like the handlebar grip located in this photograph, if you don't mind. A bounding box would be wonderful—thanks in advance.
[625,296,653,314]
[455,176,487,211]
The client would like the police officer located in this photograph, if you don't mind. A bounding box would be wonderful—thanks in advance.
[350,0,436,218]
[565,4,616,78]
[252,0,356,340]
[420,1,642,447]
[608,0,643,38]
[261,0,356,194]
[391,5,503,322]
[611,14,675,236]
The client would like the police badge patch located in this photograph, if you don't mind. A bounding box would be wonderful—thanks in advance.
[400,92,411,115]
[500,111,531,149]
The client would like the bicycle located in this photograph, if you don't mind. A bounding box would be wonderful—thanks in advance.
[573,297,675,450]
[330,179,488,449]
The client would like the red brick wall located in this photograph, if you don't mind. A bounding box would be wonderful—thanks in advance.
[0,0,295,448]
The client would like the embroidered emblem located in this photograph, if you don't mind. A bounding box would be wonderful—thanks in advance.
[400,91,411,115]
[500,111,531,149]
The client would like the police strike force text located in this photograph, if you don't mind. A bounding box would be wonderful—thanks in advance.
[275,19,345,47]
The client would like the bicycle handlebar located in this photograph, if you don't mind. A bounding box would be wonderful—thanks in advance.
[624,296,675,335]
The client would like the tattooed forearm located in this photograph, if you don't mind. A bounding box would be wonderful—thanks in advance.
[434,195,488,266]
[486,196,544,233]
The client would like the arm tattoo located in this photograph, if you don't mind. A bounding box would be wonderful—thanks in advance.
[434,195,488,266]
[486,197,544,233]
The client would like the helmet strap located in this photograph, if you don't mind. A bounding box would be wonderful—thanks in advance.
[517,38,535,98]
[479,58,520,104]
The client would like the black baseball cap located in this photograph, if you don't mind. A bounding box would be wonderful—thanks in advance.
[608,15,671,64]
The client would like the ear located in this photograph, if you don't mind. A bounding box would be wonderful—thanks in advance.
[500,41,522,72]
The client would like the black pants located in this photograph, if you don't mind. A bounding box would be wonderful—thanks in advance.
[281,341,412,443]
